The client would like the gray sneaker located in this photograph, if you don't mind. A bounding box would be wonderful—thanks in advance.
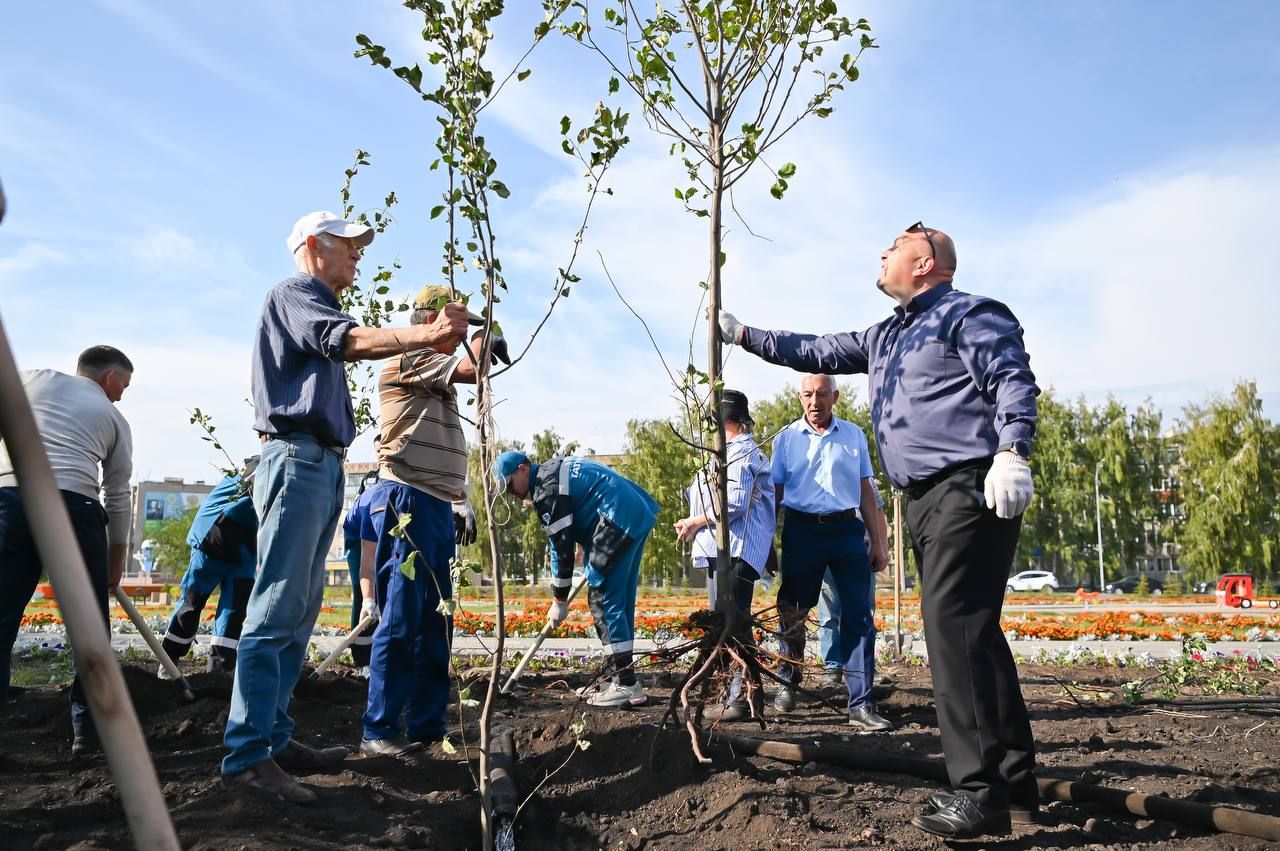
[359,737,424,757]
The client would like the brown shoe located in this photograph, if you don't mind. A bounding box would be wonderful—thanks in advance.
[274,739,349,770]
[223,758,317,804]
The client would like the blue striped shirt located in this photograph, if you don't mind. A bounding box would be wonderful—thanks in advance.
[251,274,358,448]
[686,433,776,573]
[771,416,873,514]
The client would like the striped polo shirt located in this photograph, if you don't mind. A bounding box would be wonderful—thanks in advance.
[376,349,467,502]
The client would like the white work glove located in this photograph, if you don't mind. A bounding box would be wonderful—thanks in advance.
[716,309,744,345]
[547,599,569,629]
[452,498,477,545]
[360,595,380,622]
[984,451,1034,519]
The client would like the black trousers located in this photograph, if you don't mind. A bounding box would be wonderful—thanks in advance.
[0,487,110,737]
[906,465,1036,808]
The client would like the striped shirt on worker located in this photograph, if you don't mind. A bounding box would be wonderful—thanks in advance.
[377,350,467,503]
[686,431,776,575]
[250,274,358,448]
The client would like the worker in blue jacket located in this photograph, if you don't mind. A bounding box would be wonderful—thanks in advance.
[341,468,381,675]
[492,451,659,707]
[160,458,259,673]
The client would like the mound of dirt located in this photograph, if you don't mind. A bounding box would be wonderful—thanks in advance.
[0,661,1276,849]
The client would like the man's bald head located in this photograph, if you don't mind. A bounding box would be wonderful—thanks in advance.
[877,224,959,307]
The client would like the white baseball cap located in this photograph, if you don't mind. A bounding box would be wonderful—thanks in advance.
[286,210,375,254]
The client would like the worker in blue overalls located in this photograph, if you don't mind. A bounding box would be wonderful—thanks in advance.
[341,468,381,676]
[160,457,259,674]
[492,451,659,707]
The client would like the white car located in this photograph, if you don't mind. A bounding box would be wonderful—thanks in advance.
[1006,570,1059,593]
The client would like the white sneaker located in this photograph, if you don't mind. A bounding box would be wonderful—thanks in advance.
[156,664,178,681]
[358,666,372,680]
[586,681,647,708]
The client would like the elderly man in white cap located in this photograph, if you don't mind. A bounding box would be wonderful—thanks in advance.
[220,211,470,803]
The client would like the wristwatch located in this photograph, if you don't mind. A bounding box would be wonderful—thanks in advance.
[998,440,1032,460]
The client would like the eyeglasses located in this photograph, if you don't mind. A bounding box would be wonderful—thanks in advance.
[906,221,936,259]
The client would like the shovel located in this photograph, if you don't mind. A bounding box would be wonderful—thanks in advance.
[310,613,378,678]
[500,575,588,694]
[112,586,196,702]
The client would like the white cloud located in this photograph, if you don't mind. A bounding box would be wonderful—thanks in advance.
[970,146,1280,418]
[0,243,66,283]
[89,0,280,99]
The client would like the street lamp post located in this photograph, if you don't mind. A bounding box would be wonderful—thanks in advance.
[1094,461,1105,592]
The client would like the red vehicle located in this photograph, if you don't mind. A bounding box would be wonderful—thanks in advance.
[1216,574,1280,609]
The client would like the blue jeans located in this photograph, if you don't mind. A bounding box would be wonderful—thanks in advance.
[817,568,842,670]
[362,482,454,742]
[222,437,343,775]
[0,488,109,737]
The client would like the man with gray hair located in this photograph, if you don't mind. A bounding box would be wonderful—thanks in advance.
[0,345,134,755]
[221,211,470,803]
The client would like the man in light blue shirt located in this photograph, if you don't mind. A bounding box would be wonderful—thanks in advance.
[676,390,776,721]
[772,374,890,731]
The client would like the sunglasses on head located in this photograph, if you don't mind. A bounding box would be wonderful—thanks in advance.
[906,221,936,259]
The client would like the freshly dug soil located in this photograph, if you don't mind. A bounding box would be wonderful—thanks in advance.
[0,660,1276,849]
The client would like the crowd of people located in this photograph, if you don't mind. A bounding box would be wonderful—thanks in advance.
[0,209,1041,839]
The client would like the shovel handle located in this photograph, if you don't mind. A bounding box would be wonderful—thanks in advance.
[311,613,378,678]
[113,586,195,701]
[500,574,589,694]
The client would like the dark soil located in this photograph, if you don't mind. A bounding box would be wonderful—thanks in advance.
[0,659,1276,850]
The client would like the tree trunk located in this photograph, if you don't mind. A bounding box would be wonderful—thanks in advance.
[706,128,735,630]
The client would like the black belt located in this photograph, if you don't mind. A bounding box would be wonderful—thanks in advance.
[786,507,858,525]
[902,458,991,501]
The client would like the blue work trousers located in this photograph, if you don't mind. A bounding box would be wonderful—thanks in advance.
[777,513,876,710]
[344,535,373,667]
[222,437,343,776]
[0,488,109,738]
[362,482,454,742]
[163,551,255,665]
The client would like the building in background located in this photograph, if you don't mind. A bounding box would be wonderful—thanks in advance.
[126,477,214,580]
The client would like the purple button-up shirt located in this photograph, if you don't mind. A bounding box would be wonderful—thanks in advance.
[741,283,1038,489]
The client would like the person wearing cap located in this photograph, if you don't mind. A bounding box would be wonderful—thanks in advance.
[493,450,659,707]
[0,345,134,756]
[767,374,891,733]
[356,284,497,756]
[222,212,471,803]
[715,223,1040,838]
[674,390,775,721]
[160,459,260,675]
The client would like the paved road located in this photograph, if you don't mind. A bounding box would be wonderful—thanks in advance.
[14,631,1278,662]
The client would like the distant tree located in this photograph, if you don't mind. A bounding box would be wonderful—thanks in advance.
[1178,380,1279,582]
[149,505,198,582]
[619,418,698,587]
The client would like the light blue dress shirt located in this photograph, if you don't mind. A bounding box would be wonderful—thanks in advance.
[771,416,873,514]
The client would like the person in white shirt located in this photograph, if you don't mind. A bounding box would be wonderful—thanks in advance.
[0,346,134,755]
[675,390,776,721]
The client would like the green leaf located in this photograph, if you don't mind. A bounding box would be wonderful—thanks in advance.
[777,162,797,179]
[517,69,532,81]
[438,598,457,616]
[440,735,457,755]
[489,180,510,199]
[608,76,620,94]
[430,205,445,219]
[560,115,571,135]
[399,550,417,581]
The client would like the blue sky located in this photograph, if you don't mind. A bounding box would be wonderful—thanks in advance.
[2,1,1277,483]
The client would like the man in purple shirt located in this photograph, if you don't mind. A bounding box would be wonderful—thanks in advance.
[717,223,1039,839]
